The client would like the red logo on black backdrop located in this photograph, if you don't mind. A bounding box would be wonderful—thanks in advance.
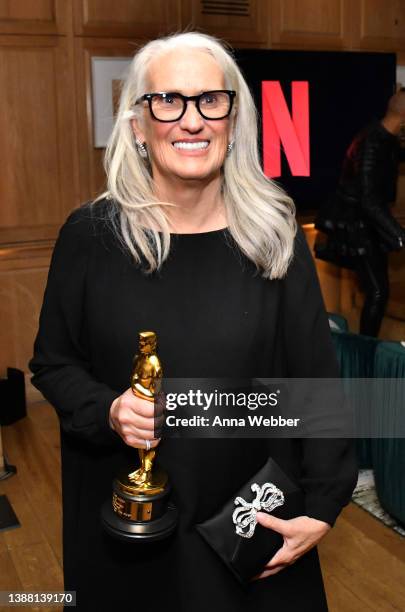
[262,81,310,178]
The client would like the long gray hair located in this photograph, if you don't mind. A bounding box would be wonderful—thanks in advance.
[96,32,296,279]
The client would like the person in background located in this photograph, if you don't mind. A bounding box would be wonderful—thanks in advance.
[315,89,405,337]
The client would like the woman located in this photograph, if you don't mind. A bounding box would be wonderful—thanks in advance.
[30,32,357,611]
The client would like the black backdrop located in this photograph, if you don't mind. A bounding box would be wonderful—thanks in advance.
[233,49,396,211]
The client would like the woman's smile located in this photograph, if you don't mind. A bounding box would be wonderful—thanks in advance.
[172,138,210,154]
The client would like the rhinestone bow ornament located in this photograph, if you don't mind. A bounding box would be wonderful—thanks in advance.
[232,482,285,538]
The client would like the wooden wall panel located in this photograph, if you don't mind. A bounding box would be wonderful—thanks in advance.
[352,0,405,52]
[0,245,52,376]
[303,224,342,313]
[0,0,68,35]
[270,0,353,49]
[0,35,79,244]
[74,0,181,37]
[183,0,268,45]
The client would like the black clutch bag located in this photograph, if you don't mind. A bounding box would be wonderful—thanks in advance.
[196,457,305,585]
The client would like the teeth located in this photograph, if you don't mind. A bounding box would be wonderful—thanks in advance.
[173,141,209,150]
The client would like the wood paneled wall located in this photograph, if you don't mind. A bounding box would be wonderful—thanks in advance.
[0,0,68,35]
[0,35,78,244]
[270,0,354,50]
[74,0,180,37]
[0,244,52,374]
[1,0,405,376]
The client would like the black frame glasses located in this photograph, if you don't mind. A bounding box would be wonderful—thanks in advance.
[135,90,236,122]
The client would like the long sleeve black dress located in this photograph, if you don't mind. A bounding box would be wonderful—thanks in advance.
[30,199,357,612]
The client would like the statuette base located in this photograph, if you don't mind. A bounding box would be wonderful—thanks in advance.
[101,470,177,542]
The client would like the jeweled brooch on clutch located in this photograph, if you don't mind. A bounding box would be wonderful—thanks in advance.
[232,482,285,538]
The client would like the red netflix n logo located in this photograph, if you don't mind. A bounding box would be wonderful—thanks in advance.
[262,81,310,178]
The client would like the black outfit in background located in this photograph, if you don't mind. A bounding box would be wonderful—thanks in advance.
[30,200,357,611]
[315,121,405,336]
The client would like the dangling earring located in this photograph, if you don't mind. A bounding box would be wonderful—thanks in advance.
[227,140,235,155]
[136,139,148,159]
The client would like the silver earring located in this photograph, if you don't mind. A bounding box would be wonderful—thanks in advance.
[227,140,235,154]
[136,139,148,158]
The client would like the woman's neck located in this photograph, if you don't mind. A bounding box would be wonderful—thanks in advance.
[154,174,227,234]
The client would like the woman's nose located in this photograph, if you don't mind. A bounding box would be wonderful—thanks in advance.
[179,101,204,131]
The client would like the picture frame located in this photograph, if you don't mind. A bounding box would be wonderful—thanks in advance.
[397,65,405,90]
[91,57,132,148]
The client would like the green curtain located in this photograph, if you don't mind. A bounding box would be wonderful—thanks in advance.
[371,342,405,525]
[331,330,378,469]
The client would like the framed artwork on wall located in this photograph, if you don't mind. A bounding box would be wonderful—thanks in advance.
[397,65,405,89]
[91,57,131,148]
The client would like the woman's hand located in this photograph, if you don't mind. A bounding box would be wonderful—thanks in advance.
[109,388,162,449]
[253,513,331,580]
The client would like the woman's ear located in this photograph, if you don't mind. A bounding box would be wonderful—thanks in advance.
[130,118,146,145]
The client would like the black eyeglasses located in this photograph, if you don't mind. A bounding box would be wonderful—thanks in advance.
[135,90,236,122]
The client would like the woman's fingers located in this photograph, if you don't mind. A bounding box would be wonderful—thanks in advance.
[264,546,299,568]
[120,410,158,433]
[256,512,293,536]
[109,388,163,447]
[251,515,331,581]
[120,422,158,440]
[122,435,161,450]
[252,564,287,580]
[119,388,156,418]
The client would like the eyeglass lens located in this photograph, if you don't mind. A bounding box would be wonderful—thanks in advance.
[151,92,232,121]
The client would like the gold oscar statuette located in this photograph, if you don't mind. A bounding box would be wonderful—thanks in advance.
[101,331,178,541]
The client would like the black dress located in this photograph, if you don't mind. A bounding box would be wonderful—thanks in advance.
[30,199,357,611]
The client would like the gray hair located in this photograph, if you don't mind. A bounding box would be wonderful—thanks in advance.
[96,31,296,279]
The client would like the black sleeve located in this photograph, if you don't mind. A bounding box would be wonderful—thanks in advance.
[283,226,358,526]
[29,208,122,448]
[360,135,405,245]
